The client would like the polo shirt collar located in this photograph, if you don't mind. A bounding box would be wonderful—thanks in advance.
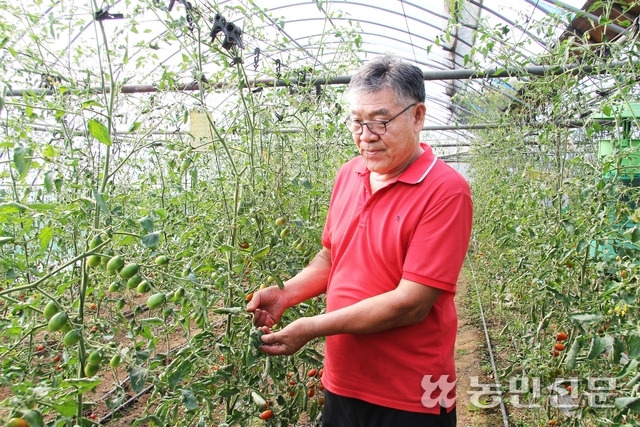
[354,143,438,185]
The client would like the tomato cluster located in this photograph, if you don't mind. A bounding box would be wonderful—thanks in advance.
[551,331,568,357]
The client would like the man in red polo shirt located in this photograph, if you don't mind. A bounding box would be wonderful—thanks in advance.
[247,55,472,426]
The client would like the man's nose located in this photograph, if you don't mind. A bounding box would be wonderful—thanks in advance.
[359,124,380,141]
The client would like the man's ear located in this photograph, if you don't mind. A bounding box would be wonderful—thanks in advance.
[413,103,427,132]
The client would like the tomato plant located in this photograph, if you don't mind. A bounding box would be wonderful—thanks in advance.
[0,1,358,425]
[467,25,640,424]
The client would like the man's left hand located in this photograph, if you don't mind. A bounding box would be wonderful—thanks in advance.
[258,318,315,356]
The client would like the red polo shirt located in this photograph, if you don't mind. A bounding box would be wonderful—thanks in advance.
[320,143,473,414]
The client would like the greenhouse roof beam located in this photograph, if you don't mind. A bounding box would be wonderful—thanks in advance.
[269,1,454,35]
[7,60,634,97]
[256,7,320,67]
[281,17,460,52]
[469,0,548,49]
[401,1,472,30]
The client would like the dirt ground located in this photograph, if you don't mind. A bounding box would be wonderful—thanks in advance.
[102,276,504,426]
[455,276,504,427]
[0,275,503,426]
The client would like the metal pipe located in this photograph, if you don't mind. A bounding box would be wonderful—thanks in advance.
[14,121,584,136]
[422,120,585,131]
[423,124,497,131]
[7,60,634,97]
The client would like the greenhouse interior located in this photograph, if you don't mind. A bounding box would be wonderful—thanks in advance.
[2,0,640,425]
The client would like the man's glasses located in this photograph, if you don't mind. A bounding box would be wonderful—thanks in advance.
[344,103,417,136]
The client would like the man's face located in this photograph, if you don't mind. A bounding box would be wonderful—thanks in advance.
[348,87,424,177]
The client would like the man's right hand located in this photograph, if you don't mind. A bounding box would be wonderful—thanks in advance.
[246,286,288,328]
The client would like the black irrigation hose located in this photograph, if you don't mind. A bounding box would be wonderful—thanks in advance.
[98,375,129,404]
[98,383,155,425]
[93,315,227,424]
[466,254,510,427]
[91,304,164,424]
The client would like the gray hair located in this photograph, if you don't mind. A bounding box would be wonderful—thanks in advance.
[348,55,425,105]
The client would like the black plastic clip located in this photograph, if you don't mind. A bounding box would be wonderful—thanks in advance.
[254,47,260,70]
[94,5,124,21]
[210,13,244,50]
[210,14,226,40]
[166,0,194,32]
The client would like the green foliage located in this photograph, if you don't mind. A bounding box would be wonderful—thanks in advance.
[0,0,361,425]
[466,6,640,425]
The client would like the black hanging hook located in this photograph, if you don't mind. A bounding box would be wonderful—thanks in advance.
[210,13,226,40]
[210,12,244,50]
[94,5,124,21]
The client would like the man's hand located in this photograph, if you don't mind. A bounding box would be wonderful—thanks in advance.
[258,318,315,356]
[247,247,331,328]
[246,286,288,328]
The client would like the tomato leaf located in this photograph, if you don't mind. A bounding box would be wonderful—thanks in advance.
[41,144,56,161]
[13,146,33,179]
[138,216,154,233]
[128,121,141,132]
[577,239,590,254]
[613,337,626,364]
[180,388,198,410]
[272,274,284,290]
[105,387,126,409]
[0,236,14,246]
[141,232,160,248]
[22,409,43,427]
[615,397,640,413]
[53,399,77,417]
[619,359,639,379]
[627,331,640,359]
[0,201,28,214]
[82,100,105,109]
[129,366,148,393]
[564,339,580,370]
[87,118,112,146]
[249,327,265,349]
[218,387,240,397]
[92,189,111,216]
[131,415,164,427]
[167,359,192,388]
[39,226,53,253]
[588,334,613,360]
[44,171,54,193]
[61,377,102,392]
[139,317,164,326]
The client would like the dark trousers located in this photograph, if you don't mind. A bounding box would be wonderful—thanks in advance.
[322,389,456,427]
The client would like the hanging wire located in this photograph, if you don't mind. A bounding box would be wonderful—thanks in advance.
[515,0,542,48]
[399,0,419,64]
